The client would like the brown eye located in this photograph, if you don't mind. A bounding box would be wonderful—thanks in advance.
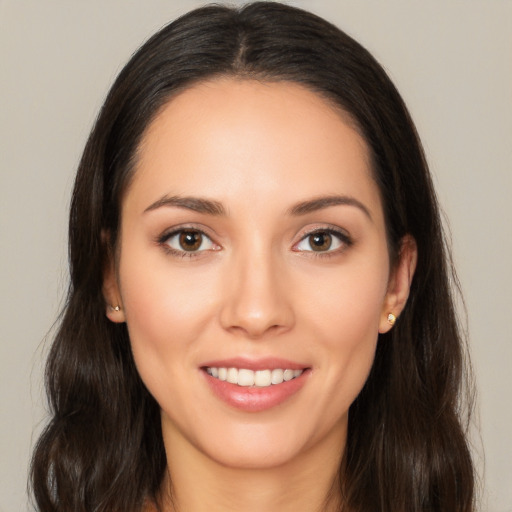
[162,229,216,254]
[179,230,203,251]
[309,232,332,251]
[295,228,349,254]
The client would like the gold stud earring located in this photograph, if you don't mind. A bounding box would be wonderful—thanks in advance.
[109,305,121,312]
[387,313,396,326]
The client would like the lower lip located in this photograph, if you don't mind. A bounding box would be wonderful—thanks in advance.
[203,369,310,412]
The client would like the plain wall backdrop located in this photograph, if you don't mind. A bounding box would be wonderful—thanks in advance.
[1,0,511,510]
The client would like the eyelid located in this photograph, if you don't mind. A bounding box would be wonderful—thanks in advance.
[292,225,352,254]
[155,223,351,257]
[156,224,221,256]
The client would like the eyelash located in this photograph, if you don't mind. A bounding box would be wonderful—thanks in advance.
[293,227,353,258]
[157,226,219,259]
[156,226,352,259]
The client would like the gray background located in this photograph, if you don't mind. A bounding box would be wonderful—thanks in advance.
[1,0,511,510]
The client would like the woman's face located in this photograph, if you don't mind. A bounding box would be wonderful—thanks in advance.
[105,78,413,470]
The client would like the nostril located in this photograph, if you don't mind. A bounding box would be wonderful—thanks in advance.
[218,269,296,337]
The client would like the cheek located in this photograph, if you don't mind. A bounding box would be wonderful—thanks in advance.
[299,257,388,407]
[302,256,388,340]
[117,250,220,388]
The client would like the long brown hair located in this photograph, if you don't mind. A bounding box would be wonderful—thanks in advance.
[31,3,475,511]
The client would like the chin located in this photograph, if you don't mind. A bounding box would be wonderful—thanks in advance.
[192,414,343,472]
[205,439,306,470]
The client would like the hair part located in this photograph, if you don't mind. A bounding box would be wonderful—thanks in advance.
[31,3,475,511]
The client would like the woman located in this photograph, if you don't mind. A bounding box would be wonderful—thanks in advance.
[30,2,475,511]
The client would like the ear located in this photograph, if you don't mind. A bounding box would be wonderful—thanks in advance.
[379,235,417,333]
[102,233,126,323]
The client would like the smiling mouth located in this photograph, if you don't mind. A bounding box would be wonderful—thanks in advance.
[205,367,304,387]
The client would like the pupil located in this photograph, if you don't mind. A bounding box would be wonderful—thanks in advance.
[179,231,201,251]
[310,232,331,251]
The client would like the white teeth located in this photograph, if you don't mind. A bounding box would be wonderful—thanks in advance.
[283,369,294,381]
[206,367,304,387]
[271,369,284,384]
[226,367,238,384]
[254,369,272,387]
[238,369,255,387]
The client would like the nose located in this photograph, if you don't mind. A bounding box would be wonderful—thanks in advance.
[219,248,295,339]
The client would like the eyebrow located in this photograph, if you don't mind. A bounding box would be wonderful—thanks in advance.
[287,195,372,220]
[144,195,226,216]
[143,193,371,220]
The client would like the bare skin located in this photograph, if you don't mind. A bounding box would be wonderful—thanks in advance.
[105,78,416,511]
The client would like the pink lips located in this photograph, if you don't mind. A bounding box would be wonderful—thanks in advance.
[202,357,307,372]
[201,357,310,413]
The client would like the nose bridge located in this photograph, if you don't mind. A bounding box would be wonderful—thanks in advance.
[220,237,294,338]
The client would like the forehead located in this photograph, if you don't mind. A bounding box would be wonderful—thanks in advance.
[127,78,381,219]
[139,77,367,161]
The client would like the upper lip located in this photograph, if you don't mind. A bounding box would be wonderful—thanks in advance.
[200,357,309,372]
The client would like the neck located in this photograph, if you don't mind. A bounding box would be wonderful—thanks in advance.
[158,421,346,512]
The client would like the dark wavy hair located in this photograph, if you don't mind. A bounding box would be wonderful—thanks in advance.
[30,2,475,511]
